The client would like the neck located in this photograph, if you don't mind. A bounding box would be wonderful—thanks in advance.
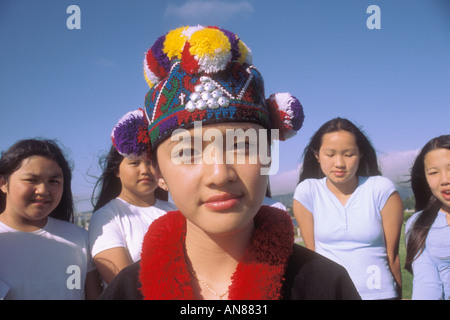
[184,219,254,299]
[326,176,359,206]
[327,175,359,195]
[0,211,48,232]
[118,192,156,207]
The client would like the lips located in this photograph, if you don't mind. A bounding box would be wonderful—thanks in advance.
[203,193,243,211]
[31,198,51,206]
[333,171,347,177]
[442,190,450,201]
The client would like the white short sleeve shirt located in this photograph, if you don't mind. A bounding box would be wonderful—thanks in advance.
[0,217,95,300]
[294,176,398,299]
[88,198,176,263]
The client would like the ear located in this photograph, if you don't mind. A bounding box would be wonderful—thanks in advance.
[314,150,320,163]
[158,178,168,191]
[0,176,7,194]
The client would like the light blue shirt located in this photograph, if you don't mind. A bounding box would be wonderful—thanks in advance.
[405,210,450,300]
[294,176,398,299]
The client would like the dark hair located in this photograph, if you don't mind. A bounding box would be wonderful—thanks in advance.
[298,117,381,183]
[0,139,74,222]
[405,134,450,273]
[91,145,168,212]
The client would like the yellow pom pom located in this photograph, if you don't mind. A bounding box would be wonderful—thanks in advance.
[163,26,189,60]
[237,39,252,65]
[188,28,231,59]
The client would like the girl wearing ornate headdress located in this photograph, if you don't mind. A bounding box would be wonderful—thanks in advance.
[100,25,359,300]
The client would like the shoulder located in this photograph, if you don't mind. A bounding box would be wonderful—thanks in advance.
[93,198,126,214]
[293,178,324,199]
[296,178,324,189]
[99,261,143,300]
[46,217,89,244]
[48,217,87,235]
[154,199,177,211]
[360,176,398,208]
[363,175,396,192]
[405,210,422,236]
[282,244,360,300]
[90,199,130,224]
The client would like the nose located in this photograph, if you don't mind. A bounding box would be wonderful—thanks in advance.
[441,170,450,185]
[334,155,346,168]
[203,158,237,188]
[139,160,153,175]
[35,182,50,195]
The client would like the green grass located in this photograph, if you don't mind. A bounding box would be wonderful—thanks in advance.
[400,223,413,299]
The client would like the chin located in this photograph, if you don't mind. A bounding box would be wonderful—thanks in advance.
[198,211,256,235]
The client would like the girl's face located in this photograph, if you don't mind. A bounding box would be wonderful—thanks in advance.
[0,156,64,230]
[116,157,158,206]
[424,148,450,214]
[315,130,361,188]
[155,122,268,236]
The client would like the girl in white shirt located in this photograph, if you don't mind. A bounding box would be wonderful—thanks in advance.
[293,117,404,299]
[0,139,101,299]
[89,110,176,286]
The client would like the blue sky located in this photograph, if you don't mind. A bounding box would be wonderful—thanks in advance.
[1,0,449,211]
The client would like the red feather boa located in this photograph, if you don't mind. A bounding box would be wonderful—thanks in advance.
[139,205,294,300]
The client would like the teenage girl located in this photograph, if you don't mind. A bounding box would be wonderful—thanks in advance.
[405,135,450,299]
[0,139,101,299]
[88,110,176,286]
[293,117,404,299]
[99,25,360,300]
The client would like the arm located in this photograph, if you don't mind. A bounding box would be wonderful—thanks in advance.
[84,269,102,300]
[98,261,144,300]
[293,199,315,251]
[93,247,133,285]
[380,191,403,299]
[410,247,443,299]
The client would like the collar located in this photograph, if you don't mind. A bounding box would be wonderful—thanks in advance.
[139,205,294,300]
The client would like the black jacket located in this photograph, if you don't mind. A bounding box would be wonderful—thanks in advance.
[99,244,360,300]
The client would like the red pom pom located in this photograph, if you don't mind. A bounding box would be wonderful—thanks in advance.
[266,93,304,141]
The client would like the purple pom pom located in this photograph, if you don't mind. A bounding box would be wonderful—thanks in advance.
[111,110,149,158]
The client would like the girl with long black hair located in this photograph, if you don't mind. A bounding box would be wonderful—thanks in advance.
[405,135,450,299]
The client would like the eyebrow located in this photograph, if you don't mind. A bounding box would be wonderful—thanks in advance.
[21,172,63,178]
[168,133,204,145]
[322,148,358,152]
[426,164,450,170]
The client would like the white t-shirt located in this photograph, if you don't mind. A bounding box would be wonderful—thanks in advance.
[88,198,176,263]
[293,176,398,299]
[0,217,95,300]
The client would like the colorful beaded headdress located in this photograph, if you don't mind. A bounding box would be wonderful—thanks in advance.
[113,25,305,158]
